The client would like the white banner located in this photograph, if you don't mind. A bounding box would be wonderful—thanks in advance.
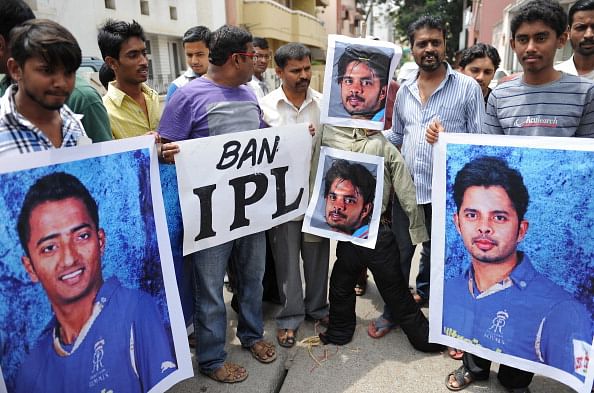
[430,133,594,393]
[175,124,312,255]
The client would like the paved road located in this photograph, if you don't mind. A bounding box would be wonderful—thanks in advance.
[169,246,575,393]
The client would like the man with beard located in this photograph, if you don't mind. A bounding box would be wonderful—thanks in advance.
[0,19,90,157]
[335,45,390,121]
[371,16,484,340]
[444,156,592,390]
[260,43,329,348]
[98,19,160,139]
[0,0,112,144]
[323,159,375,237]
[556,0,594,79]
[158,25,276,384]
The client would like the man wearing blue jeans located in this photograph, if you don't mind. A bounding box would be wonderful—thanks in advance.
[158,25,276,383]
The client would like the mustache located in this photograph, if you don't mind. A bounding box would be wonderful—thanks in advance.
[329,208,347,219]
[580,38,594,45]
[472,235,498,245]
[422,52,438,59]
[346,93,364,101]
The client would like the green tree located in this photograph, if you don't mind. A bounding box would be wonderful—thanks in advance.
[358,0,464,62]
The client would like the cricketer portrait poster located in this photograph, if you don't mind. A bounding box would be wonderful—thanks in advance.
[0,136,193,393]
[429,133,594,393]
[302,146,384,249]
[320,34,402,131]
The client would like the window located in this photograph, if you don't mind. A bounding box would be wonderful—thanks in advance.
[104,0,115,9]
[169,6,177,20]
[140,0,149,15]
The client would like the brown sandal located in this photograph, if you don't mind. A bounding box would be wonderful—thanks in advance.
[249,340,277,363]
[201,362,248,383]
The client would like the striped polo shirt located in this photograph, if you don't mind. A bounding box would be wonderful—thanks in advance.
[484,72,594,137]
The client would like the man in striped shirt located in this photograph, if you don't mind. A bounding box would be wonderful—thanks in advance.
[446,1,594,391]
[370,16,484,339]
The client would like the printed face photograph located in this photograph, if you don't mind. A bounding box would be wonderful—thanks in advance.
[21,196,106,308]
[0,146,190,393]
[433,140,594,393]
[321,35,400,131]
[324,176,372,235]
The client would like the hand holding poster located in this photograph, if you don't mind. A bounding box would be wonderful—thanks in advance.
[302,146,384,249]
[175,124,311,255]
[0,137,193,393]
[430,133,594,393]
[320,35,402,131]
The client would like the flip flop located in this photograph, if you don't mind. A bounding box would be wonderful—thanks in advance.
[367,316,398,339]
[248,340,277,363]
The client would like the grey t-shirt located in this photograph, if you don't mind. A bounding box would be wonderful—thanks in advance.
[484,72,594,137]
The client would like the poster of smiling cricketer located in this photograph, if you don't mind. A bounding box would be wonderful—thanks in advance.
[320,35,401,131]
[429,133,594,393]
[0,137,193,393]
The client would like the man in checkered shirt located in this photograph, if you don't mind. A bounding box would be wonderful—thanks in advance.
[0,18,88,157]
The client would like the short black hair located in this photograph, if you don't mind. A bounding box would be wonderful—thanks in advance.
[208,25,252,66]
[182,25,210,46]
[569,0,594,26]
[511,0,567,39]
[453,156,529,222]
[252,37,269,49]
[0,0,35,42]
[17,172,99,257]
[459,43,501,70]
[99,62,115,89]
[407,15,446,46]
[324,159,376,208]
[10,19,81,73]
[97,19,145,60]
[274,42,311,69]
[336,44,391,86]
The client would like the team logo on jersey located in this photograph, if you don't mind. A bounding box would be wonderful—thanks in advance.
[573,339,591,377]
[89,338,109,388]
[484,310,508,344]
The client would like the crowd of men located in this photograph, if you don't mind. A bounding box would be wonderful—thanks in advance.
[0,0,593,390]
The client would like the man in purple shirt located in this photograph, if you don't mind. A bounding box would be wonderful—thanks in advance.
[158,25,275,384]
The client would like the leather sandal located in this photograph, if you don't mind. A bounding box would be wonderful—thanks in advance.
[201,362,248,383]
[277,328,296,348]
[249,340,277,363]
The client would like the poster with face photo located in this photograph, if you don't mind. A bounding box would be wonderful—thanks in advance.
[0,137,193,393]
[320,34,401,131]
[429,133,594,393]
[302,147,384,249]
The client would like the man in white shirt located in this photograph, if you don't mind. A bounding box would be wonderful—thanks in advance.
[247,37,272,101]
[556,0,594,79]
[260,43,329,348]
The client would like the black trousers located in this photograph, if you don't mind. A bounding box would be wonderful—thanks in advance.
[321,225,442,352]
[463,353,534,389]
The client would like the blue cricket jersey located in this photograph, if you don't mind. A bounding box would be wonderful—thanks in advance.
[14,277,177,392]
[443,253,592,380]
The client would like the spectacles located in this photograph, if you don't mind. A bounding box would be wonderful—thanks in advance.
[253,55,271,61]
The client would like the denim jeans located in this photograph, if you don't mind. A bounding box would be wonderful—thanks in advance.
[191,232,266,373]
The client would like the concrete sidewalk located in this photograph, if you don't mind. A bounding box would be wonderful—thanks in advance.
[169,280,572,393]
